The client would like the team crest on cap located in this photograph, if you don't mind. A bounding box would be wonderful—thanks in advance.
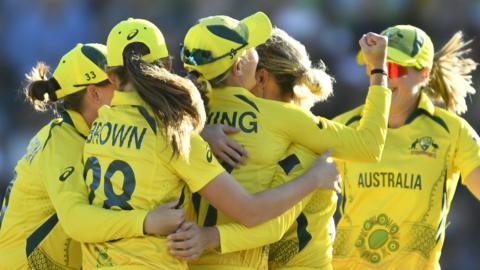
[410,136,438,158]
[383,27,424,57]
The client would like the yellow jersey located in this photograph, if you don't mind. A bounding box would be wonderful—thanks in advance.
[332,92,480,270]
[81,90,224,269]
[190,85,391,270]
[209,145,335,270]
[0,110,147,270]
[268,144,336,270]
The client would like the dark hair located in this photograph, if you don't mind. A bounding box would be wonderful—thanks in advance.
[109,43,206,159]
[23,62,88,113]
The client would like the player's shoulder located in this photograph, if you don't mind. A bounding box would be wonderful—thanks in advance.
[40,112,89,157]
[333,105,365,126]
[431,106,467,129]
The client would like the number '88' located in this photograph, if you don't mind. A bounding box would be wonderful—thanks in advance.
[83,156,136,210]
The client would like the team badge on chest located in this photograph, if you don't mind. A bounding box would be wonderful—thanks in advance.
[410,136,438,158]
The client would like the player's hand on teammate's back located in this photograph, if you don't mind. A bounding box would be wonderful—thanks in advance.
[167,220,219,261]
[143,199,185,236]
[359,32,388,70]
[305,149,341,193]
[201,124,249,168]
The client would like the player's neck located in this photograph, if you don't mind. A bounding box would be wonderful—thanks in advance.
[388,95,420,129]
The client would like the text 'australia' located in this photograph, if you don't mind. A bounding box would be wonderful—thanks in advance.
[358,172,422,190]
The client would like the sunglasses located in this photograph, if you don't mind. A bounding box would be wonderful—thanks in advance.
[181,43,248,66]
[366,62,409,79]
[181,24,249,66]
[387,62,408,79]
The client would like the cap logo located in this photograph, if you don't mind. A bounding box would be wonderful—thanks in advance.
[127,29,139,40]
[384,28,424,57]
[411,29,424,57]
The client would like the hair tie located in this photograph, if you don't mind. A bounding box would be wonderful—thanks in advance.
[47,78,60,101]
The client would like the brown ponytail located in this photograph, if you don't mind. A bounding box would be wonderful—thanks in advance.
[23,62,87,113]
[256,27,334,110]
[111,44,205,159]
[423,31,477,115]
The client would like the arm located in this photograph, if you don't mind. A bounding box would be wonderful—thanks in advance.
[167,201,306,260]
[198,149,337,227]
[464,168,480,200]
[43,132,184,243]
[281,33,390,162]
[168,145,321,257]
[174,134,338,228]
[454,118,480,200]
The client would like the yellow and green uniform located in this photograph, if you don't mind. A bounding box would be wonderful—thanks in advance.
[209,146,336,270]
[81,90,224,269]
[189,85,391,270]
[267,144,336,270]
[332,92,480,270]
[0,110,147,270]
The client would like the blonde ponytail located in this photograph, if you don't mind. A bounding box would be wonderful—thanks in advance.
[257,27,334,110]
[423,32,477,115]
[294,61,334,109]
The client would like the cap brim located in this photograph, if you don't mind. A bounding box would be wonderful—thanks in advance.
[242,12,272,49]
[357,47,418,67]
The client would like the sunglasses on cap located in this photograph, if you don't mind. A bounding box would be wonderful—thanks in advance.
[181,24,250,66]
[181,43,248,66]
[367,62,409,79]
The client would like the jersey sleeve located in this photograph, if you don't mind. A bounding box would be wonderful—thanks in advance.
[216,196,308,254]
[41,128,148,243]
[169,133,225,192]
[280,85,391,162]
[453,118,480,184]
[215,144,317,253]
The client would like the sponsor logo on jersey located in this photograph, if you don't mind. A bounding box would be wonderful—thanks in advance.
[206,146,213,162]
[59,166,75,181]
[410,136,438,158]
[207,111,258,133]
[23,137,41,163]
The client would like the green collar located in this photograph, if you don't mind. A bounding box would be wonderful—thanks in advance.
[60,109,90,137]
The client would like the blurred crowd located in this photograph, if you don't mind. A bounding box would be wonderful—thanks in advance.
[0,0,479,268]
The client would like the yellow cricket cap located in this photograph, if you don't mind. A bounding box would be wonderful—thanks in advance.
[357,25,434,69]
[53,43,108,99]
[106,18,169,67]
[182,12,272,80]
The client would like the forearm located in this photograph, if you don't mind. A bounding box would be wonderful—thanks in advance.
[56,190,147,242]
[243,174,315,226]
[465,167,480,200]
[353,85,391,161]
[216,200,305,253]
